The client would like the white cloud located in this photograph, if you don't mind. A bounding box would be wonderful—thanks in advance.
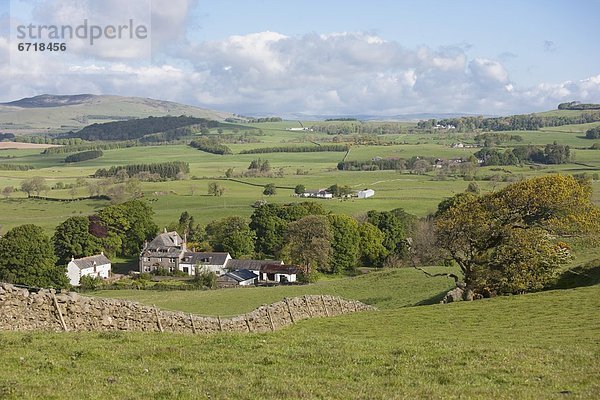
[1,24,599,116]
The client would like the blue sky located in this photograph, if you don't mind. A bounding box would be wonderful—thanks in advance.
[1,0,599,116]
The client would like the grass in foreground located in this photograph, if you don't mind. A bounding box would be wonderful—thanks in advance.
[0,284,598,399]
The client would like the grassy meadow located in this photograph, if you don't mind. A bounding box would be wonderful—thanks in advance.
[1,117,599,233]
[1,114,600,398]
[0,266,599,399]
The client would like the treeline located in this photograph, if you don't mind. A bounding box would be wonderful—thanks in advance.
[420,112,600,132]
[337,156,438,171]
[94,161,189,180]
[64,150,103,163]
[338,158,407,171]
[0,133,15,141]
[558,101,600,110]
[0,163,34,171]
[245,117,283,123]
[475,143,571,166]
[14,137,85,145]
[474,132,523,145]
[240,144,349,154]
[69,116,219,141]
[310,122,406,135]
[189,137,232,155]
[42,140,171,155]
[325,118,358,121]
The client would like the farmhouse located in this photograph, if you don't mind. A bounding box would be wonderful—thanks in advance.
[139,230,230,276]
[67,253,111,286]
[300,189,333,199]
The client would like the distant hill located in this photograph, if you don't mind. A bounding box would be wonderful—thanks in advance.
[69,115,220,141]
[0,94,233,135]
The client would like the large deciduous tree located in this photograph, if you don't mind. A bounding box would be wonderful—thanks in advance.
[327,214,360,273]
[205,216,255,259]
[435,175,600,300]
[0,224,68,288]
[281,215,332,278]
[357,222,389,267]
[53,216,103,265]
[97,200,158,257]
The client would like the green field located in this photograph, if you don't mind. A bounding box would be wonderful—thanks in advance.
[1,116,599,234]
[1,266,598,399]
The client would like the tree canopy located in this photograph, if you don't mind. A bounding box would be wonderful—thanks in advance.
[205,216,256,259]
[0,224,68,288]
[435,175,600,299]
[53,216,103,265]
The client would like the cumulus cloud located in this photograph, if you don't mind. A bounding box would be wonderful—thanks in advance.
[1,23,599,115]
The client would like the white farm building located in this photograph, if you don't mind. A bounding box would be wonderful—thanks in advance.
[357,189,375,199]
[67,253,111,286]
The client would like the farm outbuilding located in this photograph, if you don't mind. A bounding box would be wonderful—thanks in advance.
[357,189,375,199]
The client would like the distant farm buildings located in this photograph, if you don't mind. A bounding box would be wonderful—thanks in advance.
[299,188,375,199]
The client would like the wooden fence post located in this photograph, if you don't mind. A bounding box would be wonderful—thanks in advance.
[153,305,163,333]
[189,313,197,334]
[266,306,275,331]
[321,295,330,317]
[52,294,69,332]
[285,298,295,324]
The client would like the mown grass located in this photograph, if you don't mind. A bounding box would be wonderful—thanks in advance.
[0,284,598,399]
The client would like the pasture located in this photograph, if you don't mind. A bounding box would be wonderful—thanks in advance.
[0,266,598,399]
[0,118,599,234]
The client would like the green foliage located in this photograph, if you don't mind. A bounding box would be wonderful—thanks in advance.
[53,217,103,265]
[205,216,255,258]
[558,101,600,110]
[435,175,600,296]
[20,176,49,197]
[64,150,103,163]
[191,267,217,289]
[282,215,332,275]
[432,111,600,132]
[366,209,407,256]
[239,144,348,154]
[294,184,305,195]
[250,202,326,257]
[327,214,360,273]
[475,142,571,166]
[585,126,600,139]
[207,182,225,196]
[97,200,158,257]
[71,115,218,141]
[0,224,68,288]
[94,161,189,180]
[326,184,352,197]
[357,222,389,267]
[79,275,103,291]
[0,163,34,171]
[263,183,277,196]
[188,137,232,155]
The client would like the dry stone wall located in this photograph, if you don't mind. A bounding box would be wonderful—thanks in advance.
[0,283,375,334]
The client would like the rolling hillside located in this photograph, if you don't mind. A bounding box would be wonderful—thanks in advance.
[0,94,233,135]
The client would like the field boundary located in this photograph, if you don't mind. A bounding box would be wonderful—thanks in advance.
[0,283,375,334]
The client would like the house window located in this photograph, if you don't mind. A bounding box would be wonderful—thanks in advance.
[169,258,176,263]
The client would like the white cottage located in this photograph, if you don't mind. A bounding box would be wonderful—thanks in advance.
[67,253,111,286]
[260,264,299,283]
